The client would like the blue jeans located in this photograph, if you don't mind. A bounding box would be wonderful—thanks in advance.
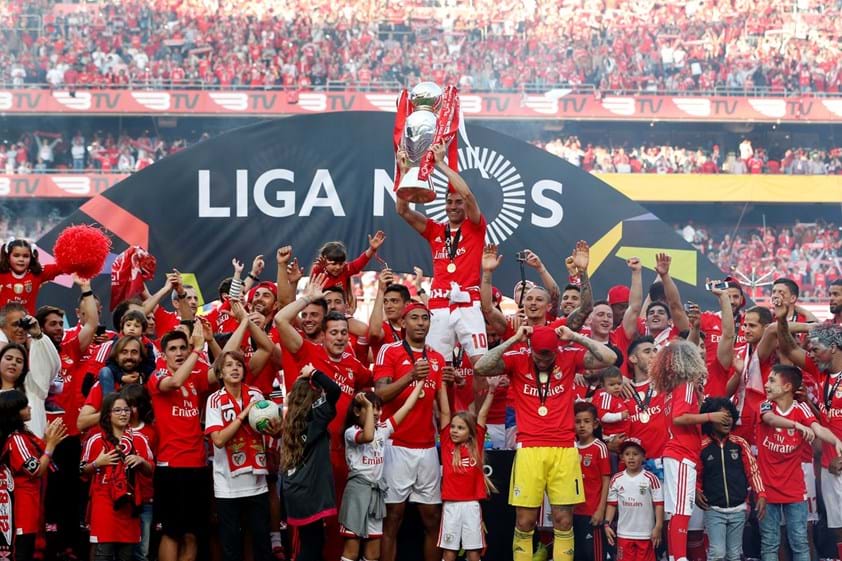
[759,502,809,561]
[704,507,745,561]
[98,367,116,396]
[133,503,153,561]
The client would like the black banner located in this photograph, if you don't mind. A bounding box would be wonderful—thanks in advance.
[36,111,726,319]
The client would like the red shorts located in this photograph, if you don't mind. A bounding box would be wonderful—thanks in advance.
[617,537,654,561]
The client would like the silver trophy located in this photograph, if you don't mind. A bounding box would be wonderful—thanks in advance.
[397,82,444,203]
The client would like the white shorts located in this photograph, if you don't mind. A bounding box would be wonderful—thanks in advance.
[663,457,696,517]
[821,467,842,528]
[383,444,441,504]
[803,462,818,523]
[438,500,485,551]
[486,424,506,449]
[428,303,488,358]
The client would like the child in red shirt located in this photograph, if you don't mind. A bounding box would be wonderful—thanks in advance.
[311,231,385,295]
[573,401,610,561]
[0,239,66,315]
[436,376,498,561]
[592,367,630,441]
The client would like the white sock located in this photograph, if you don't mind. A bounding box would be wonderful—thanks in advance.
[270,531,282,548]
[340,557,355,561]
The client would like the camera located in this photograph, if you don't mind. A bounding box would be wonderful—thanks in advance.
[515,251,528,262]
[15,316,35,330]
[705,280,729,291]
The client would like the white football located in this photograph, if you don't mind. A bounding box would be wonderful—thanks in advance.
[248,400,281,433]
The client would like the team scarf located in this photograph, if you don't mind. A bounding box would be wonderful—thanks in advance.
[99,429,142,512]
[110,245,157,311]
[218,385,268,477]
[732,345,764,424]
[0,464,11,559]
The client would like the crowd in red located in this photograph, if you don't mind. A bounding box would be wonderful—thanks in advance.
[537,136,842,174]
[3,0,842,94]
[680,221,842,300]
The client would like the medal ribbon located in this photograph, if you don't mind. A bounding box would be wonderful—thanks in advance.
[823,371,842,412]
[392,89,412,191]
[418,85,460,193]
[532,361,551,408]
[402,340,428,395]
[444,224,461,265]
[452,345,464,367]
[631,383,654,413]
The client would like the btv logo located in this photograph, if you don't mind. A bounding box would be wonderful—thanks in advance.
[427,146,563,244]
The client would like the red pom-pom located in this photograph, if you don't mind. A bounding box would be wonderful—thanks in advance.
[53,225,112,279]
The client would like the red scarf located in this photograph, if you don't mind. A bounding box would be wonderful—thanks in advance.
[110,246,157,311]
[219,386,268,477]
[0,465,12,557]
[101,429,142,512]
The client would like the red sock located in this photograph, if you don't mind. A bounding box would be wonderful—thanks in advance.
[836,542,842,561]
[668,515,690,561]
[687,530,706,561]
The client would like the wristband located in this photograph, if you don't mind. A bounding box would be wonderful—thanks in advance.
[706,413,712,422]
[248,273,260,282]
[44,450,53,458]
[80,290,94,298]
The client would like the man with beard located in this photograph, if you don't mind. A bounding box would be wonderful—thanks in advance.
[698,277,747,367]
[375,302,450,561]
[76,335,146,431]
[241,280,283,396]
[830,279,842,325]
[275,274,372,561]
[35,277,98,561]
[395,143,487,365]
[607,285,630,330]
[778,321,842,561]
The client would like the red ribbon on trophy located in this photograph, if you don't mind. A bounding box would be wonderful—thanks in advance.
[392,85,460,193]
[418,85,460,193]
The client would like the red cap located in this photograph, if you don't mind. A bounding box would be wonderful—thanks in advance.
[531,326,559,353]
[491,286,503,305]
[607,285,630,305]
[246,281,277,303]
[401,302,430,318]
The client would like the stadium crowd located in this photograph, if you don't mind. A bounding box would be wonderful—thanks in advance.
[538,136,842,174]
[2,0,842,94]
[0,144,841,561]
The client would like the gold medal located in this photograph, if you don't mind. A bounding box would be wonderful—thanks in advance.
[446,263,456,273]
[639,411,650,424]
[538,405,548,417]
[419,389,426,399]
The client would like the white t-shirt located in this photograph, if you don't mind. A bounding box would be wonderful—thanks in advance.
[205,387,269,499]
[344,419,394,481]
[607,469,663,539]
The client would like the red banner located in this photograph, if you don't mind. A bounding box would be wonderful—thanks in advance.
[0,174,127,198]
[2,88,842,122]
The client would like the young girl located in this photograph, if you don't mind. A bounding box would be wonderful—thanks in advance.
[573,401,610,561]
[0,240,65,315]
[436,376,498,561]
[120,384,157,561]
[339,384,423,561]
[0,390,67,561]
[81,393,154,561]
[310,231,385,294]
[205,350,279,561]
[650,339,729,561]
[280,364,340,561]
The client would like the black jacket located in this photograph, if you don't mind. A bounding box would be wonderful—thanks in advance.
[699,433,765,509]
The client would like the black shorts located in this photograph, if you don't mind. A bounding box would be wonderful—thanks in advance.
[153,466,211,539]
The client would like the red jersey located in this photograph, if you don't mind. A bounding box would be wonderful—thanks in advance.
[699,311,746,371]
[663,382,702,463]
[609,325,633,378]
[0,265,63,314]
[203,301,241,334]
[732,348,775,446]
[82,429,154,543]
[440,424,487,501]
[501,344,586,447]
[756,401,815,503]
[807,356,842,468]
[292,339,372,451]
[243,327,281,396]
[54,335,84,436]
[147,362,211,467]
[373,341,444,448]
[369,321,403,367]
[575,438,610,516]
[5,432,45,534]
[422,216,487,308]
[133,422,157,503]
[625,379,669,458]
[593,389,630,437]
[705,356,732,399]
[153,307,181,338]
[311,249,373,292]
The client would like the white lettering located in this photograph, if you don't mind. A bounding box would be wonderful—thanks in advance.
[198,170,229,217]
[300,170,345,216]
[254,169,296,217]
[373,169,401,216]
[171,405,200,418]
[530,180,564,228]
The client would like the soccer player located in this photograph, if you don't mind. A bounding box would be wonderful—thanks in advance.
[368,269,411,362]
[474,324,616,561]
[395,143,487,364]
